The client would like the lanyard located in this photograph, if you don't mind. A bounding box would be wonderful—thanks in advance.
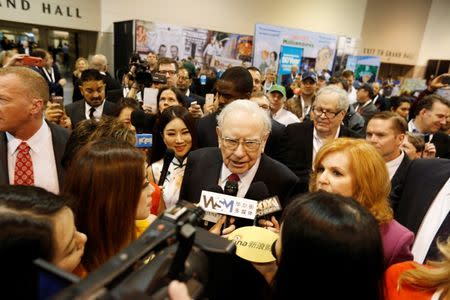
[42,67,55,83]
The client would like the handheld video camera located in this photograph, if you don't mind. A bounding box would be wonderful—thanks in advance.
[45,201,235,300]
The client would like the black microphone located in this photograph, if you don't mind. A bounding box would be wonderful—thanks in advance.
[223,180,238,229]
[158,149,175,186]
[131,109,156,132]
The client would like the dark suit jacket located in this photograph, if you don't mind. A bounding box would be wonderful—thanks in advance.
[278,120,362,190]
[33,64,64,96]
[65,100,117,129]
[0,121,69,190]
[390,154,411,212]
[179,147,301,300]
[352,101,378,124]
[373,94,389,111]
[196,113,286,161]
[186,92,205,107]
[180,147,301,208]
[431,132,450,159]
[395,159,450,235]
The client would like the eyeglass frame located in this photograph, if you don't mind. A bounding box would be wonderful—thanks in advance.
[220,136,264,151]
[311,106,343,119]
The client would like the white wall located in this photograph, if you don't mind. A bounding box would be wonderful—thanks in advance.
[100,0,367,38]
[416,0,450,66]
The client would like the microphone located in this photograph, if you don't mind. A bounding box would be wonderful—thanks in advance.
[201,185,224,226]
[131,109,156,132]
[158,149,175,186]
[223,180,238,229]
[224,180,238,197]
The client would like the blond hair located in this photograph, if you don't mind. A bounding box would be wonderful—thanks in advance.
[399,237,450,296]
[309,138,393,224]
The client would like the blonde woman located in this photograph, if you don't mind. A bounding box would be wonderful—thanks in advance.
[385,237,450,300]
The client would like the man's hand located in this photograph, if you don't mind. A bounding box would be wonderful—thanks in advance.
[4,54,27,67]
[258,216,280,234]
[58,78,67,86]
[188,103,204,119]
[209,215,236,237]
[423,142,436,158]
[429,73,450,91]
[45,102,64,122]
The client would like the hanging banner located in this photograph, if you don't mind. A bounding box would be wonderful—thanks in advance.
[346,55,381,83]
[135,20,253,68]
[253,23,337,75]
[278,45,303,85]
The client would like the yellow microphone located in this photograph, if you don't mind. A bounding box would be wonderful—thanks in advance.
[227,226,278,263]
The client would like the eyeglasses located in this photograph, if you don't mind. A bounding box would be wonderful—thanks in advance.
[160,70,176,76]
[312,107,342,119]
[221,136,262,151]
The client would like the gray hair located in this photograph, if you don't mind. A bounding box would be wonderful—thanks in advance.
[315,85,349,112]
[90,54,107,71]
[217,99,272,134]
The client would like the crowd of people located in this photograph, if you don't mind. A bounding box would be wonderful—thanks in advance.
[0,47,449,300]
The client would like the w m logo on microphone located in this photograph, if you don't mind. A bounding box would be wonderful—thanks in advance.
[199,191,257,220]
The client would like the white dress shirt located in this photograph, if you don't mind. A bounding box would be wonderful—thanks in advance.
[312,127,341,163]
[412,177,450,263]
[7,121,60,194]
[348,86,357,105]
[219,158,261,198]
[85,100,106,120]
[386,151,404,180]
[272,108,301,126]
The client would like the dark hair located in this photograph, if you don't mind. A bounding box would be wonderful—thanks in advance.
[112,97,141,117]
[247,66,261,74]
[370,111,407,134]
[342,69,355,78]
[62,116,135,170]
[390,96,411,112]
[157,57,178,72]
[0,186,68,298]
[157,86,188,109]
[270,51,278,61]
[328,76,350,92]
[150,106,198,165]
[79,68,105,84]
[30,48,48,59]
[63,138,146,272]
[272,191,385,300]
[412,94,450,117]
[219,66,253,97]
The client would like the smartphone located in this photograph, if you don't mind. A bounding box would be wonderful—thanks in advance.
[50,95,64,110]
[441,75,450,85]
[190,101,198,106]
[200,74,207,85]
[205,93,214,106]
[143,87,159,113]
[22,56,43,67]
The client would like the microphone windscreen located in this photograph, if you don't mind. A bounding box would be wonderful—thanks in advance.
[204,185,224,194]
[131,110,155,131]
[246,181,269,201]
[224,180,238,196]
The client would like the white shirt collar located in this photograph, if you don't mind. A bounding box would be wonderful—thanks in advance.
[219,157,261,198]
[312,126,341,163]
[6,120,50,156]
[386,151,404,179]
[85,100,106,120]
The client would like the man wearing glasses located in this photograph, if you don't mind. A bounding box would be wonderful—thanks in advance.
[279,85,362,190]
[180,100,300,210]
[156,57,178,87]
[181,100,301,300]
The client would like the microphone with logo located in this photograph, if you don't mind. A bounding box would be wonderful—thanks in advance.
[223,179,239,229]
